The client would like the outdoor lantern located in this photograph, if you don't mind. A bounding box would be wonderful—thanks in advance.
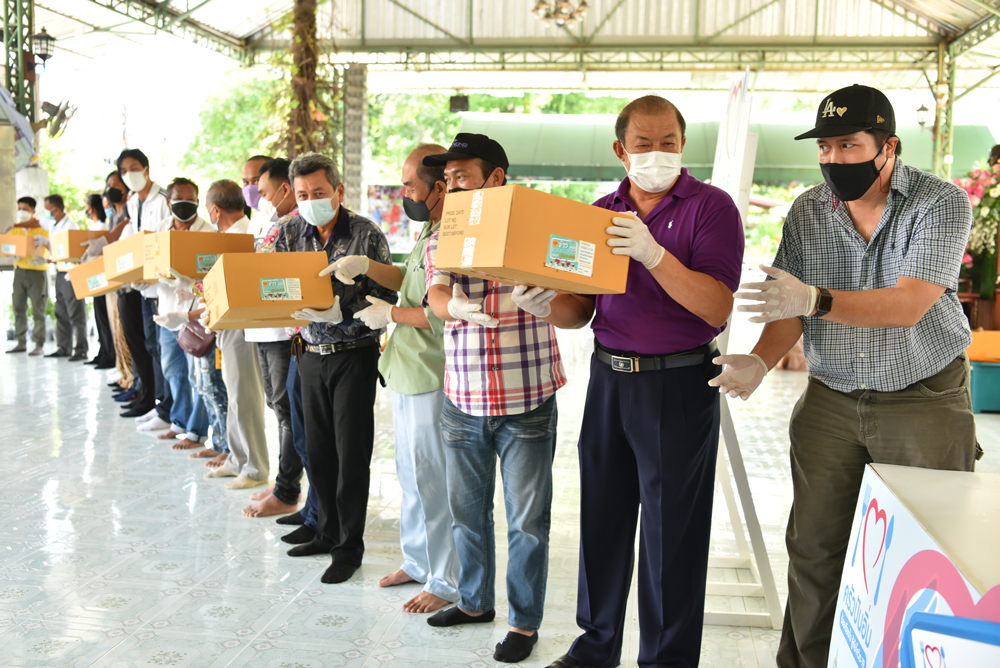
[32,27,55,62]
[917,104,929,129]
[531,1,549,18]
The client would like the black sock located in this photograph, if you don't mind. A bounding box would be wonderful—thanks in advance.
[493,631,538,663]
[427,606,496,627]
[275,510,305,526]
[280,525,316,545]
[321,562,358,584]
[286,537,332,557]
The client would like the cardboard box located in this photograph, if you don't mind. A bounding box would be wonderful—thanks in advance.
[203,251,335,330]
[50,230,109,263]
[435,185,629,294]
[142,230,255,283]
[103,231,156,283]
[0,233,46,258]
[68,257,123,299]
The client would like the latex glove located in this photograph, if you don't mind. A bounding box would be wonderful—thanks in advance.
[80,236,108,261]
[319,255,370,285]
[354,296,394,330]
[62,272,71,282]
[175,288,197,302]
[32,235,50,249]
[606,213,665,270]
[708,354,768,401]
[28,255,47,267]
[156,268,196,294]
[447,284,498,328]
[152,312,190,330]
[198,311,212,330]
[292,296,343,324]
[511,284,557,318]
[735,265,818,324]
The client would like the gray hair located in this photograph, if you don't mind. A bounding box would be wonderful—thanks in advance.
[206,179,245,213]
[289,152,342,189]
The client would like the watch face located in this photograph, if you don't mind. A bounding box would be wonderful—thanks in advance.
[818,290,833,314]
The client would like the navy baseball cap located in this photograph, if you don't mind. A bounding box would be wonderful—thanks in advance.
[423,133,509,170]
[795,84,896,140]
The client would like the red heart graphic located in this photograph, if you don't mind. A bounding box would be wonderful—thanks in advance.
[883,550,1000,668]
[863,498,888,593]
[923,645,942,668]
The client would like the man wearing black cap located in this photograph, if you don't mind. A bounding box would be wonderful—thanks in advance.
[420,134,566,664]
[712,84,979,667]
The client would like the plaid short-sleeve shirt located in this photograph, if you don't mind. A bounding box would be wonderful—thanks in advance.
[772,159,972,393]
[424,230,566,417]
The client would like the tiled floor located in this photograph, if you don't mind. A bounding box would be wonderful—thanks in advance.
[1,321,997,668]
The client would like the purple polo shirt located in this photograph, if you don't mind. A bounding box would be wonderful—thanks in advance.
[591,171,744,355]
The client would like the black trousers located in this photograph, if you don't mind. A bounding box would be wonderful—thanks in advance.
[257,340,300,506]
[117,290,155,411]
[569,350,721,668]
[93,295,115,365]
[299,344,379,566]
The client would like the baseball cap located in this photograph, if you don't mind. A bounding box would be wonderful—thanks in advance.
[422,133,510,170]
[794,84,896,141]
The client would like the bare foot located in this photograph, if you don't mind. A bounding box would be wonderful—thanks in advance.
[402,591,450,614]
[157,430,179,440]
[172,438,204,450]
[241,494,299,518]
[509,626,534,636]
[249,485,274,501]
[190,448,218,459]
[206,453,228,468]
[378,569,416,588]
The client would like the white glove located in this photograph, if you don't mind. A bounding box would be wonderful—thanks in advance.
[708,354,768,401]
[175,288,197,303]
[62,272,71,282]
[511,284,558,318]
[80,236,108,261]
[152,312,190,330]
[735,265,819,324]
[33,235,50,249]
[606,214,665,270]
[447,284,499,328]
[354,296,394,330]
[292,296,343,324]
[156,268,196,294]
[319,255,370,285]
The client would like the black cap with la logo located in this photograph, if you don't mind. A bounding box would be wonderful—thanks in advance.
[794,84,896,140]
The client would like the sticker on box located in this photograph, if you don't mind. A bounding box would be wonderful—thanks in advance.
[116,252,134,272]
[56,244,66,258]
[1,243,15,255]
[461,237,477,267]
[260,278,302,301]
[87,274,109,291]
[469,190,484,226]
[196,254,220,273]
[545,235,594,277]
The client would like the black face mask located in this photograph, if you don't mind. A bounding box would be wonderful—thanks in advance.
[171,200,199,223]
[402,189,441,222]
[105,187,124,204]
[820,143,889,202]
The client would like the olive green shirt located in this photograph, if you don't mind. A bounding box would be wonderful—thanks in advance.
[378,221,446,395]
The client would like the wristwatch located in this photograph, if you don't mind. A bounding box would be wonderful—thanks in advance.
[816,288,833,317]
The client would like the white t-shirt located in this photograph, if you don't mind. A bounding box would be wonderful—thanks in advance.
[121,184,174,298]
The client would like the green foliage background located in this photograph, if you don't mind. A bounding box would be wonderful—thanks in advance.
[38,134,109,224]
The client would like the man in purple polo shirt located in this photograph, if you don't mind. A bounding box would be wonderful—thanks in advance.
[523,95,744,668]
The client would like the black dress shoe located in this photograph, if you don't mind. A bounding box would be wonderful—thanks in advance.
[45,351,70,358]
[85,358,98,365]
[108,382,123,388]
[95,363,115,370]
[121,402,137,411]
[545,654,595,668]
[120,404,154,418]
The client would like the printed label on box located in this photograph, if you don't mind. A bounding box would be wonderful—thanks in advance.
[1,243,15,255]
[461,237,477,267]
[196,254,220,273]
[116,252,134,272]
[545,235,595,278]
[469,190,484,226]
[87,274,109,291]
[56,244,66,258]
[260,278,303,301]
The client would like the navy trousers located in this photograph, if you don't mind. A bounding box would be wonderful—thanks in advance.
[569,348,720,668]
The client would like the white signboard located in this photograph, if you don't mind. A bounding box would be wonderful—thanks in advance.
[710,67,756,228]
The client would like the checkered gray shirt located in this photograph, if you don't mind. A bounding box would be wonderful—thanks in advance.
[772,159,972,393]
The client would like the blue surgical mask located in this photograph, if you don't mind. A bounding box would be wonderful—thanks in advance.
[42,210,54,220]
[104,207,115,220]
[297,198,337,227]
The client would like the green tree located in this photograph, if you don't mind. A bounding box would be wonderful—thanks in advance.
[37,134,107,224]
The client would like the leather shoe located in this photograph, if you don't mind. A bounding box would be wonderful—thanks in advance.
[545,654,596,668]
[69,353,88,362]
[85,358,98,365]
[45,351,69,358]
[121,404,155,418]
[6,344,26,353]
[95,363,115,370]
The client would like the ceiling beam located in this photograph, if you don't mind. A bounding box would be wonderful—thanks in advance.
[950,10,1000,57]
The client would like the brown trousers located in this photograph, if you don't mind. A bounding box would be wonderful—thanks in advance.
[776,354,978,668]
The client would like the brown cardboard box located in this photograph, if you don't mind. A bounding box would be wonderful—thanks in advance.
[68,257,123,299]
[50,230,109,263]
[103,231,156,283]
[435,185,629,294]
[203,251,335,330]
[0,233,46,258]
[143,230,256,282]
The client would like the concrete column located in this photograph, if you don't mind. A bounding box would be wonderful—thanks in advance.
[343,64,367,212]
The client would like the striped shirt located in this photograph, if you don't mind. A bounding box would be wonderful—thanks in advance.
[772,159,972,393]
[425,230,566,417]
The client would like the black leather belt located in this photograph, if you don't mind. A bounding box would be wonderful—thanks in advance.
[303,337,377,356]
[595,340,717,373]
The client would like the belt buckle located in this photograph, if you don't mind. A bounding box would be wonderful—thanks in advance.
[319,344,334,355]
[611,355,639,373]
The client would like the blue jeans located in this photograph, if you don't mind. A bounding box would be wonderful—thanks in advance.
[287,355,317,531]
[158,327,208,439]
[194,346,228,454]
[441,395,558,631]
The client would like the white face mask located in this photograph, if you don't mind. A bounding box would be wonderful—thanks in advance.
[16,209,32,223]
[123,170,147,192]
[623,149,682,193]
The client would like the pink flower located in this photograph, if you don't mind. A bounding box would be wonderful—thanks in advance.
[971,196,982,207]
[964,253,974,265]
[974,184,985,200]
